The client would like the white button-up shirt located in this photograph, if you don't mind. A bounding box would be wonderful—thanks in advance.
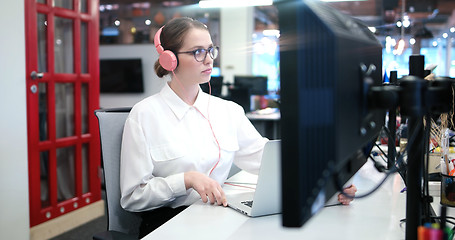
[120,83,268,212]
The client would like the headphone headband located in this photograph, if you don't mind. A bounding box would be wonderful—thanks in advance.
[154,27,164,55]
[154,26,178,71]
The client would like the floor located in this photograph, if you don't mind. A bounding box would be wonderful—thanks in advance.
[49,190,108,240]
[49,215,107,240]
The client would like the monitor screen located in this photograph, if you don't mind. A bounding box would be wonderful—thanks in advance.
[276,0,385,227]
[211,67,221,77]
[234,75,268,95]
[100,58,144,93]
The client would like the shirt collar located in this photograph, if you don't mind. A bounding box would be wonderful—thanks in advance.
[193,88,210,118]
[160,83,210,120]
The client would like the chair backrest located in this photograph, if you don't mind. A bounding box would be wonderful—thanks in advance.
[95,108,141,237]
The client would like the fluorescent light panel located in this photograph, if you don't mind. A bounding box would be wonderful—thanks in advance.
[321,0,367,2]
[199,0,273,8]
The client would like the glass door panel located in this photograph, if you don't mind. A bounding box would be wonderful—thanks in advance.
[39,83,48,141]
[82,144,89,193]
[81,21,88,74]
[81,83,88,134]
[55,83,74,138]
[80,0,87,13]
[37,14,47,73]
[54,17,74,74]
[40,151,50,208]
[54,0,73,9]
[57,146,76,201]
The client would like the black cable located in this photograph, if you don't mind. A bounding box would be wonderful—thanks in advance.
[333,120,423,199]
[381,125,398,160]
[432,216,455,225]
[373,139,388,164]
[371,127,403,171]
[374,125,407,174]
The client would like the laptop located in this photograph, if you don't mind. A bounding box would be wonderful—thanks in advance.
[226,140,282,217]
[226,139,345,217]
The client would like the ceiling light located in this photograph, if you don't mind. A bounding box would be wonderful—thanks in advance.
[163,1,183,7]
[199,0,273,8]
[368,27,376,33]
[402,19,410,28]
[320,0,367,2]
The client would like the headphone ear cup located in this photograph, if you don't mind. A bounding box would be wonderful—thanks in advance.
[159,50,178,71]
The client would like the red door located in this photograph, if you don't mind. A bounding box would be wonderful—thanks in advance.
[25,0,101,227]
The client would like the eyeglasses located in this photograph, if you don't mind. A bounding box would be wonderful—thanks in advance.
[177,46,219,62]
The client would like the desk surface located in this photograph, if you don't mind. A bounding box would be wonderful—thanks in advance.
[245,111,280,121]
[143,161,452,240]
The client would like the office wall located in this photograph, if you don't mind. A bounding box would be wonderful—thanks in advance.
[220,7,254,84]
[99,44,166,108]
[0,2,30,240]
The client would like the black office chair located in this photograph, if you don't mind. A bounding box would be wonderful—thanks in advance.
[93,108,141,240]
[200,76,224,97]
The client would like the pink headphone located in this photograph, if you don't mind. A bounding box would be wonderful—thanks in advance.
[154,27,178,71]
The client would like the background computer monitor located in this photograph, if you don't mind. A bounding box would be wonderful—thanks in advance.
[100,58,144,93]
[200,76,224,97]
[233,75,269,96]
[276,0,385,227]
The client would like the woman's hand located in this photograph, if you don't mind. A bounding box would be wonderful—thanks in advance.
[184,171,227,207]
[337,184,357,205]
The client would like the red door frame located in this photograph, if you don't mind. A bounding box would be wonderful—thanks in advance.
[25,0,100,227]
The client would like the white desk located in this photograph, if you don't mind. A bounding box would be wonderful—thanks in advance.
[144,160,445,240]
[245,111,280,121]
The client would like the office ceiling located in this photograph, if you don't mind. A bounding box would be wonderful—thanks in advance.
[99,0,455,37]
[330,0,455,38]
[100,0,198,6]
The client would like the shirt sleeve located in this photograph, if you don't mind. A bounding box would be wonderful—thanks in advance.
[120,117,187,212]
[232,105,269,175]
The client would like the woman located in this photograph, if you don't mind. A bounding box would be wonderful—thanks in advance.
[120,17,356,237]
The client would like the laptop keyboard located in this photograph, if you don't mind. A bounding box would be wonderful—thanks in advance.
[241,200,253,208]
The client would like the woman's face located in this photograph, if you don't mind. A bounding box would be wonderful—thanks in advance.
[175,28,214,85]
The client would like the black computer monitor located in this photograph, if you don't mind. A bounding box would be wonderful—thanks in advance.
[200,76,224,97]
[100,58,144,93]
[276,0,385,227]
[233,75,268,95]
